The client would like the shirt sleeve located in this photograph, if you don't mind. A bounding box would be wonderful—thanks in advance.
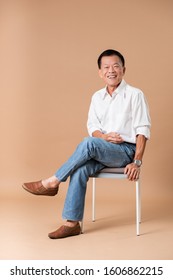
[87,95,102,136]
[132,91,151,139]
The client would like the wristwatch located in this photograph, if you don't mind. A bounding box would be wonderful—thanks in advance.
[133,159,142,167]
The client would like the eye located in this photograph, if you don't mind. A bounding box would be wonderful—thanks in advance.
[114,64,120,68]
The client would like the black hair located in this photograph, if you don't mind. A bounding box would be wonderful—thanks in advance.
[97,49,125,69]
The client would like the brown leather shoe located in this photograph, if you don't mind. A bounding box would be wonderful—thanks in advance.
[48,223,81,239]
[22,180,59,196]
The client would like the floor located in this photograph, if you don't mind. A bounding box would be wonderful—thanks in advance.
[1,180,173,260]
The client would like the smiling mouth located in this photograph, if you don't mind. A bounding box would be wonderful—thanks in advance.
[107,75,117,79]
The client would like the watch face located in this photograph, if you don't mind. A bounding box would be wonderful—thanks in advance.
[134,160,142,166]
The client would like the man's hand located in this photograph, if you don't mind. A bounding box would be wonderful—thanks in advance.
[103,132,124,144]
[92,130,124,144]
[124,162,140,181]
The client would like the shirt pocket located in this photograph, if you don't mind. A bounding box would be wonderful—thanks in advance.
[115,112,132,135]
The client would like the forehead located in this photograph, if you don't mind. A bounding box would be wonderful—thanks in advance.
[101,55,122,65]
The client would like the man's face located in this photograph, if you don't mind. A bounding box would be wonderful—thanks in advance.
[99,55,126,91]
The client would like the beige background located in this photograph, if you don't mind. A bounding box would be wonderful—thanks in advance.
[0,0,173,260]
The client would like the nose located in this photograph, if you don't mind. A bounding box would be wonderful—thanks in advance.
[108,65,115,72]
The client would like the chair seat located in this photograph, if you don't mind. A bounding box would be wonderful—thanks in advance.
[98,167,125,174]
[92,167,126,179]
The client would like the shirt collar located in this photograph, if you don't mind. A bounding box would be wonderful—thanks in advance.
[102,79,127,99]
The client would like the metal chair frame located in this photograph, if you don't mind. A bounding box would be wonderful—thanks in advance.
[81,167,141,236]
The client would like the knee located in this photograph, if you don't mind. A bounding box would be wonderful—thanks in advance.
[78,137,102,154]
[82,136,99,146]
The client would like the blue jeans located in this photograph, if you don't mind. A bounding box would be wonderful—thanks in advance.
[55,137,136,221]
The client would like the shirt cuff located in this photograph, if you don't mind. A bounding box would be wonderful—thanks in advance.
[87,127,101,137]
[136,126,150,140]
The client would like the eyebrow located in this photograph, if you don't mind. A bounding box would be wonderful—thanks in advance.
[103,62,121,66]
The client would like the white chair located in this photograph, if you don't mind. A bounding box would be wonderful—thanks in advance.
[81,167,141,236]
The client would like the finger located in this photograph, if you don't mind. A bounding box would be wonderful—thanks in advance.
[129,170,139,181]
[124,166,129,174]
[127,168,138,181]
[117,139,124,143]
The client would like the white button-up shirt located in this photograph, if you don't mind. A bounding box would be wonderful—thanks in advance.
[87,80,151,144]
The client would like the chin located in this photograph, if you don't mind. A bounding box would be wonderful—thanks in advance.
[108,82,119,87]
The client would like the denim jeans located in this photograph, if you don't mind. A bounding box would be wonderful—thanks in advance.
[55,137,136,221]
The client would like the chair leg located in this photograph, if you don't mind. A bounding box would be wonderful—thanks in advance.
[136,179,141,236]
[138,179,141,223]
[80,220,84,233]
[92,178,96,222]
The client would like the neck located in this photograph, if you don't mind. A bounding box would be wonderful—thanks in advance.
[107,86,116,96]
[107,82,121,96]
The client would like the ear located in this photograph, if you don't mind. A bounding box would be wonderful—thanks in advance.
[123,67,126,75]
[98,69,103,79]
